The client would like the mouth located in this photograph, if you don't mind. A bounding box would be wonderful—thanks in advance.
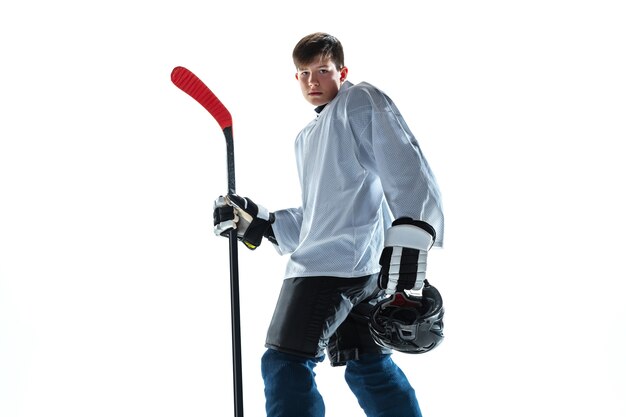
[309,91,322,96]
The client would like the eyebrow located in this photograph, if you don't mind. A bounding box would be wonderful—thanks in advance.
[298,64,331,71]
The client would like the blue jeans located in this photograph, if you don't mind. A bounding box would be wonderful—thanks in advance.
[261,349,422,417]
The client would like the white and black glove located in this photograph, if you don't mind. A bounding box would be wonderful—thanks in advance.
[378,217,436,295]
[213,196,237,236]
[212,194,275,250]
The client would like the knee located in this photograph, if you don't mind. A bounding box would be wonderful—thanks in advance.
[347,353,392,372]
[345,353,412,390]
[261,348,278,367]
[345,354,421,416]
[261,349,324,400]
[261,349,284,378]
[262,348,302,368]
[262,349,319,379]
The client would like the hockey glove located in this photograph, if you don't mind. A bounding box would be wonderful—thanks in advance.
[213,196,236,236]
[378,218,436,295]
[214,194,275,250]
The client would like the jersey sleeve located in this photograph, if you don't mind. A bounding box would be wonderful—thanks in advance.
[347,84,445,247]
[271,207,304,254]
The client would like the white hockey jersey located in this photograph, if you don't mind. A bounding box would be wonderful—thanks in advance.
[272,81,444,279]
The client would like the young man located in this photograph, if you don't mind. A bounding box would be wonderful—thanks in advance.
[214,32,444,417]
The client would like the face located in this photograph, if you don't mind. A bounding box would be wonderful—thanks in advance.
[295,57,348,106]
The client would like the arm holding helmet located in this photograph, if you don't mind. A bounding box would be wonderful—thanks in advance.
[351,86,443,292]
[371,214,445,355]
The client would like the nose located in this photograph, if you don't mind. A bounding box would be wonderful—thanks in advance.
[308,73,319,86]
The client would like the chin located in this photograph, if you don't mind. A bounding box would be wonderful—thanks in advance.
[309,98,328,106]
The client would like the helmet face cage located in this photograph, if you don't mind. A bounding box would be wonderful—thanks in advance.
[369,283,444,354]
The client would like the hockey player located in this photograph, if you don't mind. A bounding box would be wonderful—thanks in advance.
[213,32,444,417]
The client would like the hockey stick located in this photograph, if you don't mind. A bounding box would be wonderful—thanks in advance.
[171,66,243,417]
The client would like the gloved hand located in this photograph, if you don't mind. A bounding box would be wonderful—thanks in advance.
[213,196,236,237]
[213,194,274,250]
[378,217,436,294]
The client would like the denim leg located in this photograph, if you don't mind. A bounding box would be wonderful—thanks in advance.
[261,348,325,417]
[344,354,422,417]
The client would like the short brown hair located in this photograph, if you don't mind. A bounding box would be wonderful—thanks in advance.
[292,32,344,70]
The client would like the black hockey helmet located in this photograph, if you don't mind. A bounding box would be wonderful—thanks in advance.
[369,280,444,354]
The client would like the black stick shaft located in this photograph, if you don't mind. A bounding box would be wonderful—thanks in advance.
[223,126,243,417]
[229,229,243,417]
[225,127,236,195]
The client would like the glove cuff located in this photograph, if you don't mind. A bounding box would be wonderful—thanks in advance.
[256,203,271,221]
[242,213,274,250]
[385,218,435,251]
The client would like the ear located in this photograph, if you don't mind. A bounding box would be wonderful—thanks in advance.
[340,66,349,82]
[295,72,299,80]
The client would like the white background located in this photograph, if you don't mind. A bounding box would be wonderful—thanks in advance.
[1,1,625,416]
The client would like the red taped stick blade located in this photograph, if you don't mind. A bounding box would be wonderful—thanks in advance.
[171,66,232,130]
